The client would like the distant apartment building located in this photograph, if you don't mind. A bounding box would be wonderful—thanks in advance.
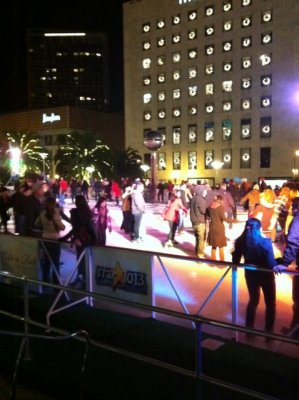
[123,0,299,184]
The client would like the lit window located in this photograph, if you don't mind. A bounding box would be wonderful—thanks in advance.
[262,10,272,23]
[188,48,197,59]
[188,29,197,40]
[173,89,181,99]
[205,123,214,142]
[144,111,151,121]
[223,61,232,72]
[261,74,272,87]
[205,45,214,56]
[188,151,197,170]
[188,125,197,143]
[205,64,214,75]
[241,118,251,139]
[222,81,233,92]
[241,77,251,89]
[223,41,232,52]
[205,25,215,36]
[172,52,181,63]
[205,83,214,95]
[241,56,251,69]
[143,41,151,50]
[142,23,150,33]
[223,1,232,12]
[241,16,251,28]
[157,56,165,66]
[261,32,272,45]
[158,109,166,119]
[142,58,151,69]
[157,19,165,29]
[205,103,214,113]
[188,86,198,97]
[189,105,197,115]
[242,0,252,6]
[188,67,197,79]
[222,150,232,168]
[223,120,232,140]
[173,70,181,80]
[157,37,165,47]
[143,93,151,104]
[158,91,166,101]
[205,6,214,17]
[242,36,252,48]
[223,101,232,112]
[241,148,251,168]
[143,76,151,86]
[173,128,181,144]
[173,152,181,169]
[223,20,232,31]
[172,15,181,25]
[173,107,181,117]
[158,152,166,170]
[261,96,272,108]
[260,53,272,66]
[241,98,251,110]
[205,150,214,169]
[260,117,271,137]
[157,73,166,83]
[172,34,181,44]
[188,10,197,21]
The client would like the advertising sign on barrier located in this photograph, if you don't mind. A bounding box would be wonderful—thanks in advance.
[0,235,39,280]
[92,247,153,305]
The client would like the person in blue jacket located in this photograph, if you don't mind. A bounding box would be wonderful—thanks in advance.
[232,218,277,336]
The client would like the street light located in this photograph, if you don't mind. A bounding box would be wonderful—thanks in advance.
[211,160,224,185]
[40,152,48,177]
[140,164,150,180]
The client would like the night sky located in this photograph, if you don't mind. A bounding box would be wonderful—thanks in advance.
[0,0,126,114]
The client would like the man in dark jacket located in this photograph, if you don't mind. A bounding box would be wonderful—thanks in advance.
[274,197,299,337]
[190,185,207,258]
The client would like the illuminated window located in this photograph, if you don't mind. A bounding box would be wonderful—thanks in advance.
[261,74,272,87]
[205,150,214,169]
[157,19,165,29]
[172,34,181,44]
[158,109,166,119]
[188,86,198,97]
[173,127,181,144]
[205,103,214,113]
[223,20,233,31]
[223,120,232,141]
[158,91,166,101]
[142,23,150,33]
[142,58,151,69]
[222,80,233,92]
[205,83,214,95]
[188,48,197,59]
[241,56,252,69]
[205,25,215,36]
[172,14,181,25]
[223,1,232,12]
[260,53,272,66]
[143,93,152,104]
[144,111,151,121]
[188,29,197,40]
[173,70,181,81]
[222,149,232,169]
[242,36,252,48]
[173,152,181,170]
[241,77,251,89]
[205,45,214,56]
[157,56,165,66]
[157,73,166,83]
[261,32,272,45]
[143,76,151,86]
[223,41,232,52]
[188,105,197,116]
[172,52,181,63]
[143,41,151,51]
[188,125,197,143]
[262,10,272,24]
[188,151,197,170]
[242,0,252,6]
[260,117,272,137]
[241,118,251,139]
[173,89,181,99]
[188,10,197,21]
[241,16,252,28]
[223,61,232,72]
[173,107,181,118]
[241,98,251,110]
[205,64,214,75]
[261,96,272,108]
[241,148,251,168]
[261,147,271,168]
[205,6,214,17]
[158,152,166,170]
[204,123,214,142]
[188,67,197,79]
[223,101,232,112]
[157,37,165,47]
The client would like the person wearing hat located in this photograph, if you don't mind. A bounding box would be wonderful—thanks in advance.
[240,184,261,216]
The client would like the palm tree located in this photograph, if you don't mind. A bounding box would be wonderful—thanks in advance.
[54,131,112,179]
[110,146,142,181]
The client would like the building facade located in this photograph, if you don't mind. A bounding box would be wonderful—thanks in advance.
[27,30,110,112]
[123,0,299,184]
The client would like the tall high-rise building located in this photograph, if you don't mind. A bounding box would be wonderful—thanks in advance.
[27,30,110,112]
[123,0,299,184]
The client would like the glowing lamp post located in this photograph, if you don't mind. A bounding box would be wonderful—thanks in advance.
[211,160,224,184]
[40,152,48,177]
[140,164,150,180]
[143,130,163,202]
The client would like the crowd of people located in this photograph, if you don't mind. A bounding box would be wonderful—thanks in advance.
[0,173,298,338]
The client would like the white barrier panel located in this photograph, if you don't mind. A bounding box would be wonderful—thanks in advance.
[92,247,153,306]
[0,235,39,279]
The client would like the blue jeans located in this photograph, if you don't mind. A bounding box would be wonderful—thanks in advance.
[133,212,143,239]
